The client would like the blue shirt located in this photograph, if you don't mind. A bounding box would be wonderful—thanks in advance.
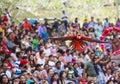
[38,26,46,36]
[42,32,48,43]
[6,40,13,48]
[58,25,66,32]
[88,21,96,28]
[104,22,109,28]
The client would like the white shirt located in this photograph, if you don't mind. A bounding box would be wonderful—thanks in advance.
[6,70,12,78]
[84,54,91,63]
[37,58,45,66]
[43,48,51,57]
[65,54,72,62]
[77,67,83,77]
[94,24,103,32]
[25,42,31,48]
[48,61,55,67]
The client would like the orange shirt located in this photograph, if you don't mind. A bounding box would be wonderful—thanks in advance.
[22,21,31,31]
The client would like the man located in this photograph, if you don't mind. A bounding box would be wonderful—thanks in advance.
[61,10,68,29]
[84,52,103,83]
[104,18,109,29]
[22,18,31,32]
[46,68,54,84]
[88,17,96,28]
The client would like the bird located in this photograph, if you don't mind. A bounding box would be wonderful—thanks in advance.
[49,34,108,52]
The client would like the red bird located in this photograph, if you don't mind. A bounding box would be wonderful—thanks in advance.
[49,34,108,52]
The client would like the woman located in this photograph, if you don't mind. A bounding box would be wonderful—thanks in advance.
[59,71,67,84]
[0,74,9,84]
[79,73,88,84]
[28,54,36,67]
[51,73,59,84]
[12,77,20,84]
[19,75,27,84]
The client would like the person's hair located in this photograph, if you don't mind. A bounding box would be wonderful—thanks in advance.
[16,52,21,58]
[49,55,53,58]
[59,71,66,84]
[41,80,48,84]
[35,64,42,70]
[0,74,9,84]
[88,80,96,84]
[55,61,61,66]
[51,73,59,84]
[59,71,65,79]
[47,68,52,73]
[12,76,20,84]
[39,50,44,56]
[73,63,77,68]
[19,74,26,84]
[106,80,113,84]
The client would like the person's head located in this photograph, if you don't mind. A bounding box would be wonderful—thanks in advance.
[82,72,87,78]
[84,19,87,22]
[59,71,67,79]
[35,64,43,71]
[39,50,45,58]
[5,8,8,12]
[29,54,34,61]
[49,55,54,61]
[73,63,78,69]
[112,62,117,67]
[16,52,23,59]
[2,62,8,70]
[12,77,20,84]
[24,18,27,22]
[75,17,78,23]
[105,18,108,22]
[106,80,114,84]
[97,18,100,24]
[44,64,49,70]
[67,62,73,69]
[47,68,54,77]
[91,17,94,21]
[95,47,100,52]
[19,75,26,84]
[88,80,95,84]
[62,10,65,14]
[90,52,95,61]
[0,74,9,84]
[52,73,59,81]
[4,54,11,62]
[55,61,61,69]
[41,80,48,84]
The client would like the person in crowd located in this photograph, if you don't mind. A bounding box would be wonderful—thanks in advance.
[50,73,59,84]
[22,18,31,32]
[116,18,120,27]
[104,18,110,29]
[0,74,9,84]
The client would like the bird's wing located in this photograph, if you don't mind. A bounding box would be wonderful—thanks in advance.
[49,36,75,41]
[81,36,108,43]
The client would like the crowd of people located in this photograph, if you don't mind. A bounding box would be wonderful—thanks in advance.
[0,9,120,84]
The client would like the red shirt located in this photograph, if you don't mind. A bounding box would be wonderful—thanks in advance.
[2,15,8,23]
[22,21,31,31]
